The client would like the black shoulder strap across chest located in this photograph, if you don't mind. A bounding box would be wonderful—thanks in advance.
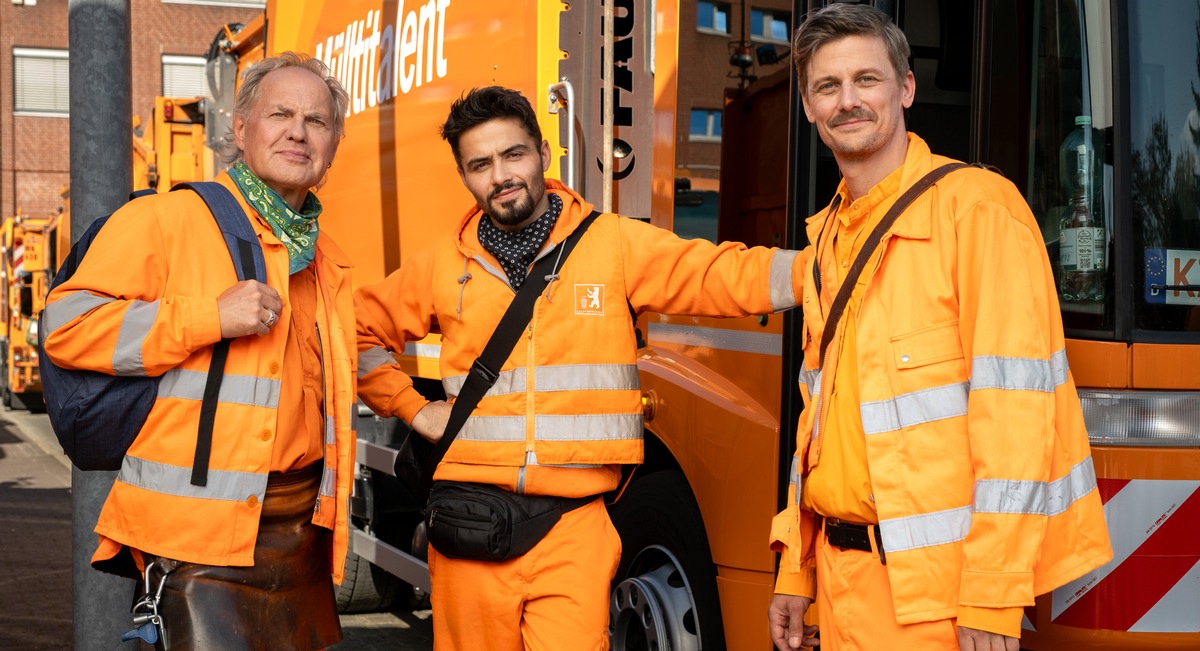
[813,163,970,367]
[417,210,601,498]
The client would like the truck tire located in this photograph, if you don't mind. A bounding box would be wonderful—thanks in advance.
[335,546,402,614]
[608,470,726,651]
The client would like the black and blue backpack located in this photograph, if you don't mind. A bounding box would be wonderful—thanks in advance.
[38,182,266,485]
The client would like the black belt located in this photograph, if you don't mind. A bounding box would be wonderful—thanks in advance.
[824,518,887,565]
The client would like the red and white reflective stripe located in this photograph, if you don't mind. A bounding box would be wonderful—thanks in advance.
[13,244,23,274]
[1051,478,1200,632]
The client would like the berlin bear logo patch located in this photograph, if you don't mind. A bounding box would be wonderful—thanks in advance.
[575,284,604,315]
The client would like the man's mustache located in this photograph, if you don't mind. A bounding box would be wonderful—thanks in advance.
[829,109,876,127]
[490,181,527,201]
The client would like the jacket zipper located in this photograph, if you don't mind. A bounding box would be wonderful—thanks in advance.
[518,313,537,495]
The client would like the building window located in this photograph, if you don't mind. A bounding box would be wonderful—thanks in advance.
[162,0,265,7]
[689,109,722,141]
[14,48,69,117]
[163,55,208,98]
[697,1,731,35]
[751,8,791,44]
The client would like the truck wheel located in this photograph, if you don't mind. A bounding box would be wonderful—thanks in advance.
[608,470,725,651]
[335,546,402,614]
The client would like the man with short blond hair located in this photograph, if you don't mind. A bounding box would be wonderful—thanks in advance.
[767,5,1112,651]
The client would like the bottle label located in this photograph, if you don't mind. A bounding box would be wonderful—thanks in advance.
[1061,227,1105,271]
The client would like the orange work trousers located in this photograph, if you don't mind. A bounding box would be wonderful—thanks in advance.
[815,520,958,650]
[429,497,622,651]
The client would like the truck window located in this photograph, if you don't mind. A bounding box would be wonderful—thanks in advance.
[1129,1,1200,337]
[986,0,1116,336]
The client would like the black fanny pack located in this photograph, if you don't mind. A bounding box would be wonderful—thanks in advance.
[425,481,596,562]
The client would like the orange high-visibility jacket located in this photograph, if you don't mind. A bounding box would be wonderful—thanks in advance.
[770,135,1113,623]
[43,173,358,581]
[357,180,802,497]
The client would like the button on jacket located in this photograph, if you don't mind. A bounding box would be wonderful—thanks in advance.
[42,173,358,581]
[356,179,804,498]
[770,135,1113,629]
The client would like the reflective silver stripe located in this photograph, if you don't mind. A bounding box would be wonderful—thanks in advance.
[319,465,336,498]
[770,249,801,311]
[879,505,972,553]
[799,368,821,396]
[43,291,115,335]
[324,415,335,446]
[974,457,1097,516]
[119,455,268,502]
[647,322,782,356]
[444,364,640,398]
[458,415,527,442]
[536,364,639,392]
[789,455,801,504]
[525,449,603,469]
[358,346,395,378]
[860,382,969,435]
[112,300,158,376]
[402,341,443,358]
[536,413,643,441]
[443,367,527,399]
[971,355,1055,393]
[810,394,821,440]
[457,413,643,442]
[157,368,281,409]
[1049,349,1069,387]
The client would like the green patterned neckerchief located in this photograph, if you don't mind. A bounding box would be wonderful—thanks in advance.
[228,161,322,275]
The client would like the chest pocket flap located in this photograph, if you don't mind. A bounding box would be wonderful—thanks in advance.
[890,320,963,369]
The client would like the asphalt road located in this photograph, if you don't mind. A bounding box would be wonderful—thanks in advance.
[0,406,433,650]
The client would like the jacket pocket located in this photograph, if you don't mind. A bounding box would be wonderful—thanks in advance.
[889,320,963,369]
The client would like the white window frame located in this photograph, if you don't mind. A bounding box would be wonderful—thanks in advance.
[13,47,69,118]
[751,8,792,45]
[689,109,722,142]
[162,54,208,99]
[697,1,732,36]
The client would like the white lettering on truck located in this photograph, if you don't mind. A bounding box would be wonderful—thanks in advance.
[314,0,451,117]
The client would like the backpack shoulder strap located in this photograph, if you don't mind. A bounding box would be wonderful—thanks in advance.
[172,181,266,284]
[170,181,266,488]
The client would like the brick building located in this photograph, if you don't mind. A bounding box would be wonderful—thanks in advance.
[0,0,262,220]
[676,0,794,190]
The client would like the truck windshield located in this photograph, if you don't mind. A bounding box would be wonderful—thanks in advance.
[1129,1,1200,337]
[990,0,1200,340]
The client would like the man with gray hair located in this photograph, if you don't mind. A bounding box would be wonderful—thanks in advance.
[43,52,357,650]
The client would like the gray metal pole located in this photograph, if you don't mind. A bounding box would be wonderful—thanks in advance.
[67,2,136,650]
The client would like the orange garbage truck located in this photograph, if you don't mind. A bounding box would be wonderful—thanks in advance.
[0,209,55,411]
[206,1,1200,648]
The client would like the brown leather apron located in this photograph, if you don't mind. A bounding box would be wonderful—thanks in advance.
[144,463,341,651]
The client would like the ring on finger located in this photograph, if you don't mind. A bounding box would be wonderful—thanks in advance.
[263,308,278,328]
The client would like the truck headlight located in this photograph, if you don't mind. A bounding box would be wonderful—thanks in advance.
[1079,390,1200,446]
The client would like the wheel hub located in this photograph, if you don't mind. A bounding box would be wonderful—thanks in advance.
[610,545,701,651]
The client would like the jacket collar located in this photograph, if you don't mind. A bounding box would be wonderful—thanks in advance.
[453,178,596,259]
[806,133,947,244]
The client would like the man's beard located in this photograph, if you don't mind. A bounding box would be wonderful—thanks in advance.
[487,180,542,227]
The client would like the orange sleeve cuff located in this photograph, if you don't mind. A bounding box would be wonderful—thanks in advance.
[956,605,1024,639]
[773,566,816,600]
